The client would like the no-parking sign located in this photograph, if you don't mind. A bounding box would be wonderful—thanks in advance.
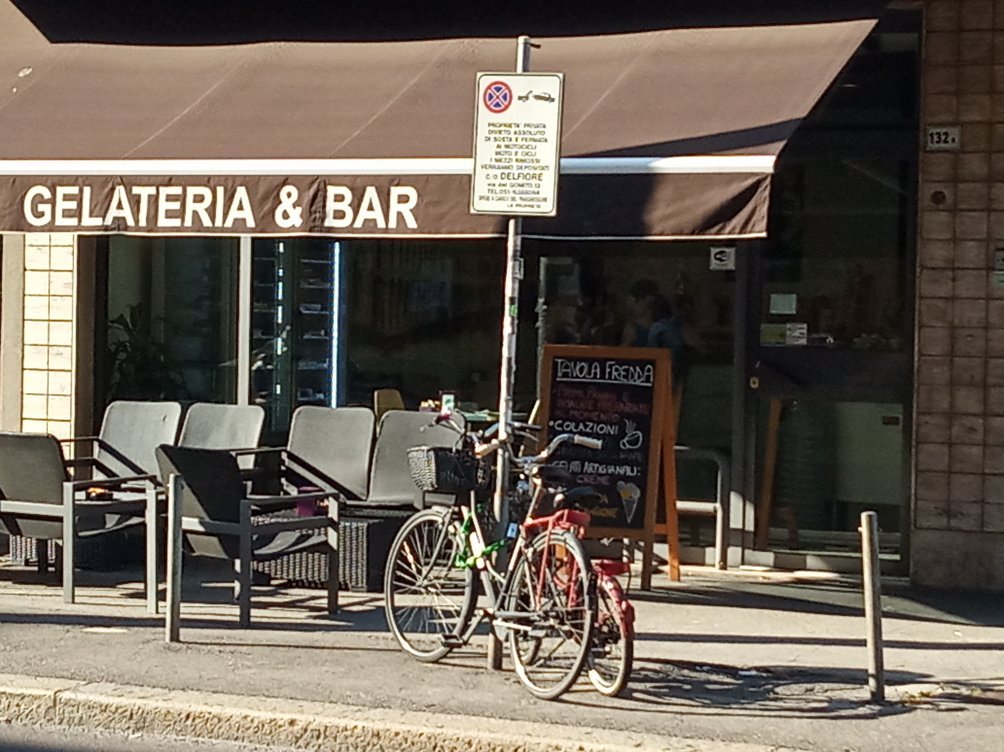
[471,72,564,216]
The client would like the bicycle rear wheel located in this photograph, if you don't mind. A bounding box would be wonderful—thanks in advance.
[384,507,475,662]
[587,573,634,696]
[506,529,594,700]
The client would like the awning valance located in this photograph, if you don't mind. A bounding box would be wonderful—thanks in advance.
[0,2,877,239]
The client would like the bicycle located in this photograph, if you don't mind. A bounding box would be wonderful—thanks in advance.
[383,418,601,700]
[529,472,635,697]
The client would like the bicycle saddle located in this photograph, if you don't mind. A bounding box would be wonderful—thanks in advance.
[562,485,605,508]
[531,464,572,487]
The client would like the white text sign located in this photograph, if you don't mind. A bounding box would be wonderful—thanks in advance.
[471,72,564,216]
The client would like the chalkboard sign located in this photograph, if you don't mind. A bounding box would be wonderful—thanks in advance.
[538,345,673,540]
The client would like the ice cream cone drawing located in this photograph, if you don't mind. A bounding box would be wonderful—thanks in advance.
[619,420,643,450]
[616,480,641,523]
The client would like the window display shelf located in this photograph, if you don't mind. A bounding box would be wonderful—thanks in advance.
[251,238,339,439]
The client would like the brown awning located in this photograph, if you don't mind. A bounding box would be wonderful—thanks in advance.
[0,2,876,238]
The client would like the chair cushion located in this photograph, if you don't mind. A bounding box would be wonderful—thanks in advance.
[286,406,374,500]
[98,400,182,477]
[366,411,463,509]
[178,403,264,470]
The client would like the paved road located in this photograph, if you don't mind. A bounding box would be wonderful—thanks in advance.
[0,561,1002,752]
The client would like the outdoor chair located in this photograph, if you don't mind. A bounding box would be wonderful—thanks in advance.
[0,432,158,610]
[63,400,183,479]
[178,402,265,470]
[251,405,375,499]
[245,408,458,592]
[348,409,464,513]
[156,444,339,627]
[373,388,405,424]
[35,400,182,576]
[10,401,176,580]
[240,405,384,591]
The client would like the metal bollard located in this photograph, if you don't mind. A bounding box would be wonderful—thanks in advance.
[859,511,885,703]
[165,473,184,643]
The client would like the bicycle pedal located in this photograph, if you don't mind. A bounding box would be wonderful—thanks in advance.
[440,635,465,648]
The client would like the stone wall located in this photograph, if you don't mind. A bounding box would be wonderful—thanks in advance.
[914,0,1004,589]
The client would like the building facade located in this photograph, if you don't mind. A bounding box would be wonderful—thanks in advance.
[0,1,1002,589]
[913,0,1004,588]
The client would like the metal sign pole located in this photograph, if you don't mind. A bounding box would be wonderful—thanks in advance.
[488,34,532,671]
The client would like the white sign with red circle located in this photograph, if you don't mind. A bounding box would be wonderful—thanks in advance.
[471,72,564,217]
[482,81,513,113]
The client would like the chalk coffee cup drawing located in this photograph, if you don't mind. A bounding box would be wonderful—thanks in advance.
[619,420,643,450]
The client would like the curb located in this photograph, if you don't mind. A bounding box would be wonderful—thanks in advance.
[0,673,809,752]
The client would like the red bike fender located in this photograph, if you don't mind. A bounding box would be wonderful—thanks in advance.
[620,600,636,635]
[599,576,635,637]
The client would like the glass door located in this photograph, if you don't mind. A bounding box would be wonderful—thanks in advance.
[534,241,739,559]
[746,11,919,565]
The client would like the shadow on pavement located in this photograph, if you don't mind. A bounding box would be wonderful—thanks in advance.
[633,577,1004,627]
[562,657,1003,719]
[635,631,1004,652]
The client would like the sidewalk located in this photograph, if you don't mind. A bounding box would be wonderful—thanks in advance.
[0,558,1001,752]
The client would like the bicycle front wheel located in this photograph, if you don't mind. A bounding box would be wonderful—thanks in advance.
[587,573,634,697]
[506,529,594,700]
[384,507,475,662]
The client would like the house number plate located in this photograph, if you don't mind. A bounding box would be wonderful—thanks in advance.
[925,125,961,151]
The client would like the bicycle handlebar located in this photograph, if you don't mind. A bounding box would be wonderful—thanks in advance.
[574,435,603,451]
[427,414,601,465]
[517,433,602,468]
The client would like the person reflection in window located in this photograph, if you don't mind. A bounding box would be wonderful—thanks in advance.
[622,279,687,382]
[647,294,686,383]
[577,288,622,346]
[621,278,659,347]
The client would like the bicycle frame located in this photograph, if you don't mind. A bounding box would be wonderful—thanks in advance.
[406,417,601,650]
[442,463,590,646]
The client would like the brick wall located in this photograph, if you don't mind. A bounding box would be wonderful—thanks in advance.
[914,0,1004,589]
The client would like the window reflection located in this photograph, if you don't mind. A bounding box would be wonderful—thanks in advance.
[104,236,237,404]
[344,240,503,411]
[250,238,504,438]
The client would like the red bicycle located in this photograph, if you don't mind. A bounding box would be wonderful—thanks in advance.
[534,506,634,697]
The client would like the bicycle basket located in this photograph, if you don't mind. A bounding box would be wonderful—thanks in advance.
[408,446,487,495]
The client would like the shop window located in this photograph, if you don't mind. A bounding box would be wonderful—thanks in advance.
[763,17,918,352]
[533,242,736,452]
[250,238,503,438]
[103,237,237,405]
[344,239,503,412]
